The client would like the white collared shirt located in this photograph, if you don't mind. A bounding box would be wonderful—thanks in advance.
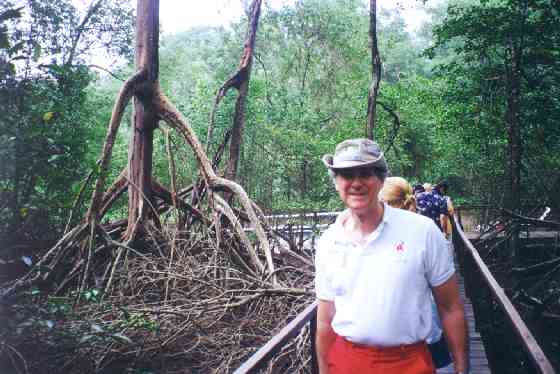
[315,204,454,346]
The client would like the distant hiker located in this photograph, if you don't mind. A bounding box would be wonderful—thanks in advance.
[416,182,448,232]
[378,176,416,212]
[413,183,425,196]
[435,180,454,239]
[380,177,453,370]
[315,138,468,374]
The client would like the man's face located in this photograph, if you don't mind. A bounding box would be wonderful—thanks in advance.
[334,168,384,212]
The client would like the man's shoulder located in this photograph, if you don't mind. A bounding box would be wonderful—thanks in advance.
[416,191,429,200]
[320,224,339,239]
[319,213,345,240]
[434,193,447,209]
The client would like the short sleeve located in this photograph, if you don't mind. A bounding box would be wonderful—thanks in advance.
[315,234,335,301]
[424,223,455,287]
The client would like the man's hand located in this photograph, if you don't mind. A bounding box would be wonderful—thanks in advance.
[432,274,469,374]
[316,299,336,374]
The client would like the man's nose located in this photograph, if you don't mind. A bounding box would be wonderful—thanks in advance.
[349,177,365,186]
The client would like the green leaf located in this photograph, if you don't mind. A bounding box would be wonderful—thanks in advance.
[6,62,15,75]
[8,41,25,56]
[33,265,53,273]
[111,333,133,345]
[32,43,42,62]
[91,323,104,333]
[48,155,62,163]
[0,7,23,23]
[43,111,54,122]
[0,31,9,51]
[19,207,28,217]
[79,334,95,344]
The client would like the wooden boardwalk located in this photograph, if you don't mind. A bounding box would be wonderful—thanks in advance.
[437,262,491,373]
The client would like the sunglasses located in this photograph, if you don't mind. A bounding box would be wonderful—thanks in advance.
[335,168,380,180]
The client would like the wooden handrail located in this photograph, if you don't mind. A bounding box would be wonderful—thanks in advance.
[264,212,339,219]
[233,300,318,374]
[453,215,556,374]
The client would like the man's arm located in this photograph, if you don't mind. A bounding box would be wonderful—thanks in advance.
[316,299,336,374]
[432,274,469,373]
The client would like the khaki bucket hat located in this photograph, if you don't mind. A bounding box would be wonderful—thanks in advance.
[322,138,389,171]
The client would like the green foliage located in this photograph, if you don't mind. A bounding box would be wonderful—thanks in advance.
[5,0,558,240]
[83,288,101,302]
[0,0,134,246]
[0,65,94,242]
[116,310,159,332]
[428,0,560,206]
[122,0,473,212]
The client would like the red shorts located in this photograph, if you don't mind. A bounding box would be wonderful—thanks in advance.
[327,335,436,374]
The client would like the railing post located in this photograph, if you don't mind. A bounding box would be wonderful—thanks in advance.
[299,212,304,249]
[457,206,463,230]
[310,308,318,374]
[510,222,520,266]
[312,212,318,249]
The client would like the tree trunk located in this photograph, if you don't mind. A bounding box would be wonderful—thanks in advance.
[366,0,382,140]
[223,0,262,184]
[505,39,522,211]
[124,0,160,241]
[225,78,249,182]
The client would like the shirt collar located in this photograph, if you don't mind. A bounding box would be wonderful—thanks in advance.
[381,203,393,225]
[335,203,390,224]
[333,203,393,236]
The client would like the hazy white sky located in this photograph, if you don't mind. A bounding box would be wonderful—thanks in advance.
[70,0,429,67]
[158,0,429,34]
[71,1,429,34]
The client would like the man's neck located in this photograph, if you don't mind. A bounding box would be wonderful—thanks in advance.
[344,202,385,240]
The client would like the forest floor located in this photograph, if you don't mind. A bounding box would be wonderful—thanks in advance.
[0,226,315,374]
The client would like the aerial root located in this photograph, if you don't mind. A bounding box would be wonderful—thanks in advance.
[155,91,277,283]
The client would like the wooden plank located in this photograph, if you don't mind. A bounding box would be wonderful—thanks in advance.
[436,270,491,374]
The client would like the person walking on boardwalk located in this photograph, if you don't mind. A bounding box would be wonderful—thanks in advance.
[416,181,448,232]
[315,138,468,374]
[434,180,455,240]
[380,176,453,370]
[378,176,417,212]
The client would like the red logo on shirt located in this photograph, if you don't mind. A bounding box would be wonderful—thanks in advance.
[395,241,405,252]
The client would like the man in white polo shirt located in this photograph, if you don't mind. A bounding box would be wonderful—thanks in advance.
[315,138,468,374]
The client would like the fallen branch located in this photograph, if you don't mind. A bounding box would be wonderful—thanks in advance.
[512,257,560,276]
[502,209,560,229]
